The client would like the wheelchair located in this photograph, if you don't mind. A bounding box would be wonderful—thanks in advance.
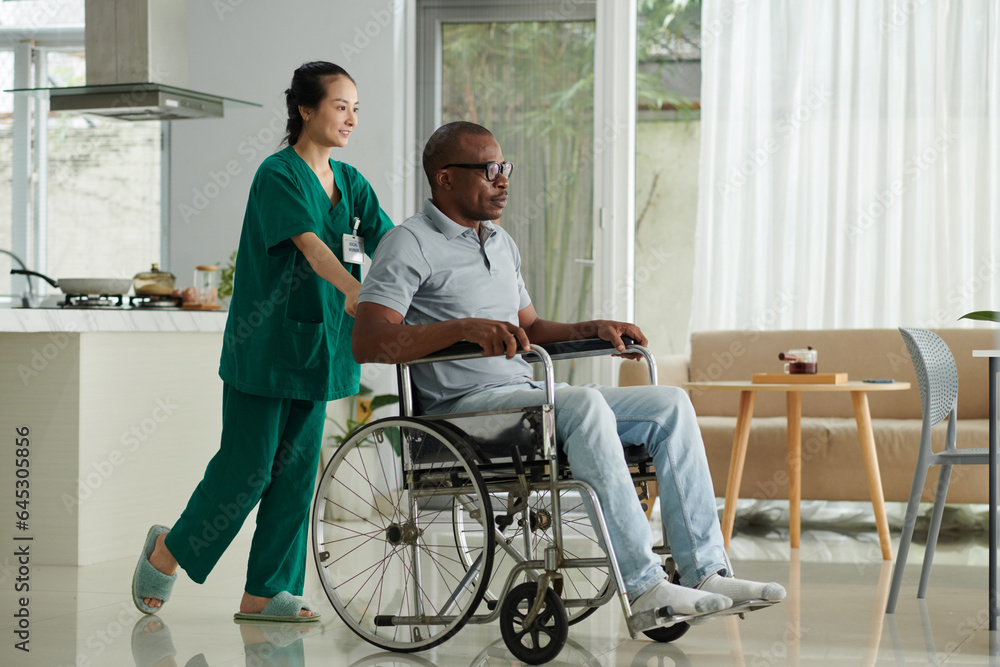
[311,339,773,664]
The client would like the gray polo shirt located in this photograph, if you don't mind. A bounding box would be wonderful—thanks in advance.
[359,199,533,413]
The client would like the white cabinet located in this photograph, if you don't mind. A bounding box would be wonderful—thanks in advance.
[0,312,226,565]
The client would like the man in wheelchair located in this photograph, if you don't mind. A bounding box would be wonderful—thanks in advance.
[351,121,785,630]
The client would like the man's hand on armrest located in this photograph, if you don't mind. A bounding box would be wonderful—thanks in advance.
[352,302,531,364]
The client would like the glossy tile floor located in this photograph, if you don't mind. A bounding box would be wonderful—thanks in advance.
[3,510,997,667]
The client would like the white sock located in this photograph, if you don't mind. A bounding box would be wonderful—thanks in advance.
[631,578,732,616]
[696,573,786,603]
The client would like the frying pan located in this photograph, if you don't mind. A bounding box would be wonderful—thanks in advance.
[11,269,133,296]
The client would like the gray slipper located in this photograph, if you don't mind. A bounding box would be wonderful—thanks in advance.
[233,591,320,624]
[132,524,178,614]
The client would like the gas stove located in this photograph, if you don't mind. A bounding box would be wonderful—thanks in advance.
[60,293,126,309]
[129,294,183,309]
[55,293,184,309]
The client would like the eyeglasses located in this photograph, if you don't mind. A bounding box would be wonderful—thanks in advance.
[442,161,514,182]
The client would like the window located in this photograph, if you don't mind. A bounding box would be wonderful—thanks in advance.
[418,1,600,383]
[1,1,162,304]
[633,0,702,354]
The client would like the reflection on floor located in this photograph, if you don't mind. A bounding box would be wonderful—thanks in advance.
[2,517,997,666]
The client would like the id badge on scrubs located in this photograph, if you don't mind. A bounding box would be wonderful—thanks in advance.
[342,217,365,265]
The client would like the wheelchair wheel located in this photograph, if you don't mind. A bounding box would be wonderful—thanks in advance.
[453,487,611,625]
[312,418,494,652]
[499,582,569,665]
[641,621,690,643]
[641,567,689,642]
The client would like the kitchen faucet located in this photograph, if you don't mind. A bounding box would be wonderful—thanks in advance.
[0,249,37,308]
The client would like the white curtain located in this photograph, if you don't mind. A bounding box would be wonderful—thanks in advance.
[692,0,1000,332]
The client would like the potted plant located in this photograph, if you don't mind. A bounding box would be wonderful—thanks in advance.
[326,383,399,449]
[217,250,236,307]
[960,311,1000,323]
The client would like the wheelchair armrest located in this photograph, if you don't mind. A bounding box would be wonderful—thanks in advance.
[536,337,636,361]
[412,336,638,365]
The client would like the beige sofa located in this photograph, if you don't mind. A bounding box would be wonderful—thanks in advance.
[620,329,997,505]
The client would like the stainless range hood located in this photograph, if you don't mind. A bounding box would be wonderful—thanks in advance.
[48,82,249,121]
[44,0,257,120]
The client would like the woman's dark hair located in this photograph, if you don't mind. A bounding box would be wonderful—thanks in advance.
[282,61,355,146]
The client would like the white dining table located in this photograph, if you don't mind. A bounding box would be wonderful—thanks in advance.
[973,349,1000,632]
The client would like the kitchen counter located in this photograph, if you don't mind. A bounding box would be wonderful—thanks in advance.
[0,319,227,566]
[0,307,229,333]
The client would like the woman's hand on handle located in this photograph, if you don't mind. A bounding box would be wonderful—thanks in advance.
[343,282,360,317]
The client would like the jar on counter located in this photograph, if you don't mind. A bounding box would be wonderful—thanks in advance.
[133,263,176,296]
[194,265,220,305]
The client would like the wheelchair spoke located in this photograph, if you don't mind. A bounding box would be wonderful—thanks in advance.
[353,446,399,522]
[319,522,381,542]
[321,481,388,529]
[334,548,398,595]
[361,544,398,629]
[322,530,385,568]
[334,459,392,528]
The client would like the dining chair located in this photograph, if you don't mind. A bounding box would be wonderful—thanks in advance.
[885,328,990,613]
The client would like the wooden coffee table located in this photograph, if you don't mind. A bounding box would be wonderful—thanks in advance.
[684,380,910,559]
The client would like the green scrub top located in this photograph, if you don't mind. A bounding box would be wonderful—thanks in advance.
[219,145,393,401]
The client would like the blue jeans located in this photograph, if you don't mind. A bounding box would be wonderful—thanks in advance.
[449,382,731,594]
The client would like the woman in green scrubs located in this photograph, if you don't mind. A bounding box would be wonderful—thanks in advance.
[131,62,393,622]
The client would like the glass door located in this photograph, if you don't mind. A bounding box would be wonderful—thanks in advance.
[418,2,598,383]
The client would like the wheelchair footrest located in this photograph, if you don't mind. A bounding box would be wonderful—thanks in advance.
[629,598,780,635]
[712,598,781,618]
[629,605,684,635]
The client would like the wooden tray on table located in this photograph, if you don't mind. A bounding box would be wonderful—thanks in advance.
[751,373,848,384]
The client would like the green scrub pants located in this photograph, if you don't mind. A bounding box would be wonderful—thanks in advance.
[164,383,326,597]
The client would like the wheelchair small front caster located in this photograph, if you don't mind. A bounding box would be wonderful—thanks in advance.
[639,563,691,642]
[499,582,568,665]
[641,621,690,643]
